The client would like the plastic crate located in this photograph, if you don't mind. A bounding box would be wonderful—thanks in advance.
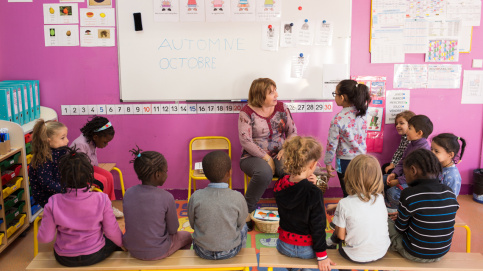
[2,177,23,199]
[0,152,21,171]
[1,164,22,186]
[6,213,26,238]
[31,204,42,216]
[26,154,33,165]
[0,232,4,246]
[25,143,32,154]
[4,188,24,209]
[5,201,25,224]
[24,133,32,144]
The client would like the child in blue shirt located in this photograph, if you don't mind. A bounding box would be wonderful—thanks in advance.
[431,133,466,197]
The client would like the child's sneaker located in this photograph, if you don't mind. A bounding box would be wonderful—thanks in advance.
[326,237,337,249]
[112,206,124,218]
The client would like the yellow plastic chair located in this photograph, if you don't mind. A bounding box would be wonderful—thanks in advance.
[98,163,126,197]
[188,137,231,201]
[33,215,43,257]
[244,173,278,195]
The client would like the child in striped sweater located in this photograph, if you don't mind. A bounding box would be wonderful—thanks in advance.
[388,149,459,262]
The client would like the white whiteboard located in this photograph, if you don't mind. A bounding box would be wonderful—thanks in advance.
[117,0,352,101]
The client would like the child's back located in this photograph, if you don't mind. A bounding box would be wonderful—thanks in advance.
[123,185,179,259]
[188,186,247,252]
[39,189,122,256]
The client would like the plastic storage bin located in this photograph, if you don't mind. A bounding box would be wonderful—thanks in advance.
[0,232,4,246]
[2,177,23,199]
[6,213,26,238]
[1,164,22,186]
[26,154,32,164]
[0,152,21,171]
[4,188,24,209]
[5,201,25,224]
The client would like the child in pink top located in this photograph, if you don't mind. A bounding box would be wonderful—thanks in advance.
[38,147,123,267]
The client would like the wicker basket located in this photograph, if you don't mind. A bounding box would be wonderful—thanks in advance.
[250,207,279,233]
[314,167,329,194]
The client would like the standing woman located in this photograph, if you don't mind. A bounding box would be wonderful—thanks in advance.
[238,78,297,230]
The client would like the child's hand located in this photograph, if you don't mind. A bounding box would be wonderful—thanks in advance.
[267,158,275,175]
[388,179,399,187]
[307,174,317,185]
[318,257,336,271]
[388,212,398,221]
[121,246,128,252]
[276,149,285,160]
[326,165,336,177]
[385,163,395,173]
[386,173,396,184]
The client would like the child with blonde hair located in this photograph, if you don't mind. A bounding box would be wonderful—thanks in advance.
[275,136,335,271]
[326,154,390,264]
[29,119,69,207]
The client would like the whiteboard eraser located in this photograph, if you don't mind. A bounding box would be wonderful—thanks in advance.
[133,13,143,31]
[473,59,483,68]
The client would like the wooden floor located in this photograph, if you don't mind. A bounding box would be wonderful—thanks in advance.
[1,195,482,271]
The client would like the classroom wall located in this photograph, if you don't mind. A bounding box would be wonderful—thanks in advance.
[1,0,482,195]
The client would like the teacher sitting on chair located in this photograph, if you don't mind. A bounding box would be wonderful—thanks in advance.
[238,78,297,230]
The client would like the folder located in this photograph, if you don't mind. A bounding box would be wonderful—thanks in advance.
[3,81,34,122]
[30,80,40,119]
[0,87,20,124]
[0,83,26,125]
[0,88,13,122]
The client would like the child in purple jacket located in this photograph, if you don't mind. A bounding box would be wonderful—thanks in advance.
[38,147,123,267]
[384,115,433,208]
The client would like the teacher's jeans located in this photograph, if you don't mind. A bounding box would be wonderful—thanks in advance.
[240,156,284,213]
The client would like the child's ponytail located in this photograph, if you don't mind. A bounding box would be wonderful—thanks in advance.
[458,137,466,163]
[129,145,167,182]
[31,119,51,169]
[337,80,371,117]
[58,146,94,193]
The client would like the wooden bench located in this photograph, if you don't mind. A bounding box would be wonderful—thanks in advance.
[455,215,472,253]
[27,248,257,271]
[259,247,483,271]
[98,162,126,196]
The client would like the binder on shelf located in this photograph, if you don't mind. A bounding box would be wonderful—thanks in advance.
[3,81,34,122]
[30,80,40,119]
[0,89,13,122]
[0,87,19,124]
[0,82,27,124]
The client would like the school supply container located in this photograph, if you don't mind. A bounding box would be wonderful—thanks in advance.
[4,189,24,209]
[250,207,279,233]
[6,213,26,238]
[5,201,25,224]
[2,177,23,199]
[0,152,20,171]
[0,232,4,246]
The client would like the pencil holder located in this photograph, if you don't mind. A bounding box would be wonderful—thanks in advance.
[0,140,11,155]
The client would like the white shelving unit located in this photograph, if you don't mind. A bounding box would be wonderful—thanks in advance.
[0,106,58,226]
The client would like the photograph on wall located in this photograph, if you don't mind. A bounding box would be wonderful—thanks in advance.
[367,107,383,131]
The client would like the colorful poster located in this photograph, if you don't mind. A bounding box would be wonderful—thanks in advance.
[154,0,180,22]
[80,27,115,47]
[43,3,79,24]
[80,8,115,26]
[367,107,383,131]
[180,0,205,22]
[230,0,256,21]
[205,0,231,22]
[44,25,79,47]
[426,38,459,62]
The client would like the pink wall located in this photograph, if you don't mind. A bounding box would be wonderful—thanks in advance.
[1,0,482,194]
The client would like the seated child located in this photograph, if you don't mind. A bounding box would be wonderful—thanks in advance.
[381,110,415,174]
[385,115,433,208]
[37,147,123,267]
[431,133,466,197]
[123,147,192,260]
[275,136,335,271]
[29,119,69,207]
[70,116,123,217]
[327,154,390,263]
[188,151,249,260]
[388,149,459,262]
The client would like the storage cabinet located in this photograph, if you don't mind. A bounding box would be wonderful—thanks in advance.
[0,106,57,253]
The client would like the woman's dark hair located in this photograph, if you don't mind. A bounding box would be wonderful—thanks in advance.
[337,79,371,117]
[80,116,115,143]
[432,133,466,164]
[58,146,95,193]
[403,149,442,178]
[129,146,167,183]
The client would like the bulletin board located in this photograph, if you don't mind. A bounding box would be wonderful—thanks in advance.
[116,0,352,102]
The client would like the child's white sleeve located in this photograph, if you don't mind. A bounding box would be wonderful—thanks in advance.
[331,201,346,229]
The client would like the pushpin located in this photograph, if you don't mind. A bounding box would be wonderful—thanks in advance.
[290,23,294,26]
[299,53,303,57]
[268,24,272,29]
[298,6,302,10]
[323,20,326,24]
[305,19,308,23]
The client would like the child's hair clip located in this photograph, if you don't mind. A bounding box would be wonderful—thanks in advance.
[137,153,141,158]
[72,152,76,156]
